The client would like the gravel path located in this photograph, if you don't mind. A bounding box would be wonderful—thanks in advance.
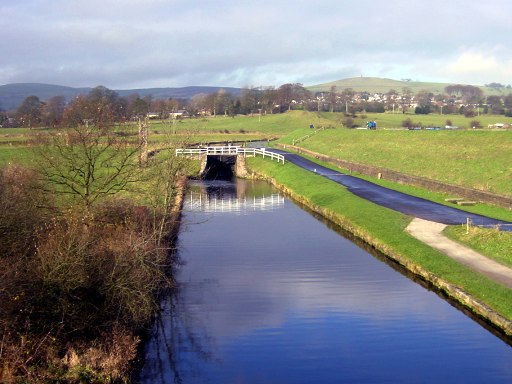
[406,218,512,288]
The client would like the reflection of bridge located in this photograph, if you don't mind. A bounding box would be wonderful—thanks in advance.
[188,191,285,213]
[176,146,285,164]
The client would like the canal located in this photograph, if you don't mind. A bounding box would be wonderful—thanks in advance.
[138,178,512,383]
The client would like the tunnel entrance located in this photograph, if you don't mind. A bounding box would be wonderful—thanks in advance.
[202,155,236,180]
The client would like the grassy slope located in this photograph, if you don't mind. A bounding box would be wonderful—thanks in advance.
[246,156,512,324]
[288,152,512,222]
[445,226,512,268]
[307,76,508,96]
[151,111,334,135]
[279,127,512,197]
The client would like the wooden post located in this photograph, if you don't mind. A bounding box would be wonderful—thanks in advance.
[138,116,148,167]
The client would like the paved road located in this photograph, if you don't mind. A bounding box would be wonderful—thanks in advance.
[268,148,512,229]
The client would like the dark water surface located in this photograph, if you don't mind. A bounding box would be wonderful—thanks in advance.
[138,179,512,384]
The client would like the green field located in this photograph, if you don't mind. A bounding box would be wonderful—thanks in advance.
[152,110,512,133]
[278,123,512,197]
[340,111,512,129]
[148,111,334,135]
[3,112,512,199]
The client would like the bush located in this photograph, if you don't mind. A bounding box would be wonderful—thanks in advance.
[469,120,482,129]
[415,105,431,114]
[0,165,51,258]
[401,118,421,128]
[0,193,174,382]
[464,108,477,118]
[343,117,355,128]
[33,202,171,333]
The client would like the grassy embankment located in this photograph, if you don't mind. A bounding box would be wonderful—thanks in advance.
[245,156,512,331]
[445,226,512,268]
[278,121,512,197]
[145,111,335,150]
[274,149,512,266]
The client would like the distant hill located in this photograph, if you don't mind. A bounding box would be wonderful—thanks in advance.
[0,83,92,111]
[114,86,242,100]
[307,76,507,96]
[0,83,242,111]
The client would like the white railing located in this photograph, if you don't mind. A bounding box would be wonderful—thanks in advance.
[175,146,285,164]
[237,148,285,163]
[175,146,239,155]
[188,192,285,213]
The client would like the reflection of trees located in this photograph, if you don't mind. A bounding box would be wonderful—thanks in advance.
[137,264,217,383]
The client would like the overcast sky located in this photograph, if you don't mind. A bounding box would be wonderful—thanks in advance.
[2,0,512,89]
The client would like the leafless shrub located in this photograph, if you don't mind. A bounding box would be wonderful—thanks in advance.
[0,165,51,258]
[0,197,173,381]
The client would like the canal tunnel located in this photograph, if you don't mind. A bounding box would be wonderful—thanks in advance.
[202,155,237,180]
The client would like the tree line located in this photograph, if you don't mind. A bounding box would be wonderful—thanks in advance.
[4,82,512,129]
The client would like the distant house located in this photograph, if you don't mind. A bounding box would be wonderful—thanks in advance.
[488,123,507,128]
[170,110,188,119]
[147,112,160,119]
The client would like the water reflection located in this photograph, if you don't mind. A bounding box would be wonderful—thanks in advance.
[187,179,284,214]
[138,179,512,384]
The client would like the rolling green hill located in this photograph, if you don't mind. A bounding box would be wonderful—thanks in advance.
[308,76,507,96]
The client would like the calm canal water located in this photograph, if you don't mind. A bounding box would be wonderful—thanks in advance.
[138,179,512,384]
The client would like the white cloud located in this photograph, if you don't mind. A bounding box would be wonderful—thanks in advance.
[445,50,512,84]
[2,0,512,88]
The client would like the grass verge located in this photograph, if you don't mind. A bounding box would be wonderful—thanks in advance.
[445,225,512,268]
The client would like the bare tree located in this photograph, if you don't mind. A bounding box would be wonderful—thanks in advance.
[260,86,278,114]
[41,95,66,127]
[240,87,260,114]
[17,95,42,128]
[328,85,337,113]
[189,93,209,115]
[277,83,310,111]
[341,88,355,114]
[35,125,140,210]
[141,137,193,243]
[400,87,413,113]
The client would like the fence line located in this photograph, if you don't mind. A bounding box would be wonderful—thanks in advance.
[175,146,285,164]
